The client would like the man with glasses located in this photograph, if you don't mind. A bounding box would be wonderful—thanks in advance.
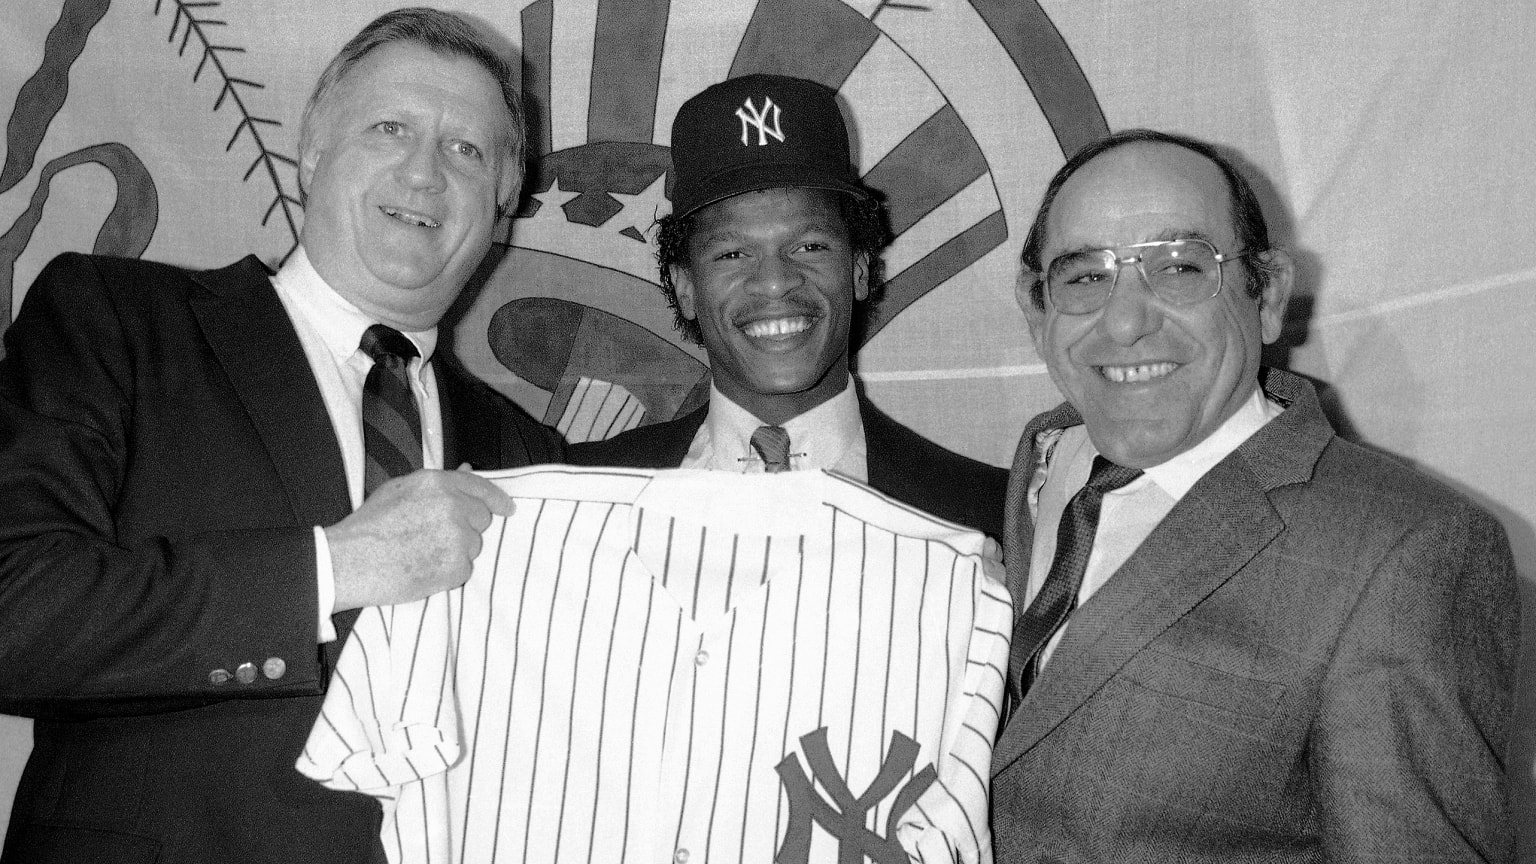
[989,129,1518,861]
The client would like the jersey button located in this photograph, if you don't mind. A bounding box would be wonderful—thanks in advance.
[694,650,709,667]
[674,849,690,864]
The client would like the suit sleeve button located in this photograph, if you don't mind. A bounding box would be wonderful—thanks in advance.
[235,662,257,684]
[263,657,286,680]
[209,668,231,685]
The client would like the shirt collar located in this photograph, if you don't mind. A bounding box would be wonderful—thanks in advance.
[271,246,438,364]
[1140,384,1284,501]
[703,380,863,471]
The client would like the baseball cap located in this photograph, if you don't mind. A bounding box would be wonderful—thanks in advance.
[668,73,869,220]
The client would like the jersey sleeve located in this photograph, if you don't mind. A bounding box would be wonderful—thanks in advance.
[896,555,1012,864]
[296,587,463,792]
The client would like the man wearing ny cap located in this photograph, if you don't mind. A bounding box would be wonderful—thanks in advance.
[570,73,1005,541]
[298,75,1009,863]
[0,9,560,863]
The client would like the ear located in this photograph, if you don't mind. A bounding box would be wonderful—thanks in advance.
[852,252,870,302]
[672,265,699,321]
[496,158,523,217]
[1015,268,1047,345]
[298,128,322,199]
[1255,248,1294,345]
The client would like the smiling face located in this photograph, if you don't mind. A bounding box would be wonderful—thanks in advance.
[673,187,869,426]
[298,40,520,331]
[1019,142,1292,468]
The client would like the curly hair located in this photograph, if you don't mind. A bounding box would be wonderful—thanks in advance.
[655,191,889,345]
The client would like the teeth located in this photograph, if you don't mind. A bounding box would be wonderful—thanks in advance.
[742,317,811,338]
[1099,362,1177,383]
[382,207,440,229]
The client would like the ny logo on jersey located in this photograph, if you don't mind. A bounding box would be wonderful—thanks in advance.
[736,97,784,146]
[774,727,937,864]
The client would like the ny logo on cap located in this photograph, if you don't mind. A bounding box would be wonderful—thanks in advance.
[736,96,784,146]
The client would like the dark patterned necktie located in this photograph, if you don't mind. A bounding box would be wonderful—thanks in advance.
[1009,455,1143,701]
[750,425,792,473]
[359,324,423,496]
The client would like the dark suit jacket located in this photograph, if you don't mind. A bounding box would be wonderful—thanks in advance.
[567,397,1008,542]
[990,368,1518,862]
[0,253,563,864]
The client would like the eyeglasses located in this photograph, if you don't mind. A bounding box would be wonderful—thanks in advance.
[1042,238,1252,314]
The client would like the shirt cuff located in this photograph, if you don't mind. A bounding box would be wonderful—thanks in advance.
[314,525,337,643]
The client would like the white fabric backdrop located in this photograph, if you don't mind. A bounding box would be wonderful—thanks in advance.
[3,0,1533,854]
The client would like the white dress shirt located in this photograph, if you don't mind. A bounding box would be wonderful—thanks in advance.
[270,247,444,639]
[1026,385,1284,668]
[682,381,868,481]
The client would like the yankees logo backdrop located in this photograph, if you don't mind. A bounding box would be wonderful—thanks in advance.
[3,0,1536,851]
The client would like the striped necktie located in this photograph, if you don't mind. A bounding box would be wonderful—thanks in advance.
[359,324,423,496]
[1009,455,1142,702]
[750,425,792,473]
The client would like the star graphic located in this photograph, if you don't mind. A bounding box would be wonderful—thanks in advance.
[530,178,582,221]
[604,173,671,238]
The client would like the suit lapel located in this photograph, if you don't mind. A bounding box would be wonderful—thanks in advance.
[860,398,898,491]
[1002,402,1080,604]
[991,369,1333,776]
[992,460,1284,773]
[659,406,708,465]
[857,397,946,505]
[188,257,350,530]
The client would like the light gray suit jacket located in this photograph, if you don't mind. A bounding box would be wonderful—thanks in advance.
[990,368,1518,863]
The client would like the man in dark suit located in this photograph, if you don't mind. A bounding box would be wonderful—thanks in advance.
[990,128,1519,861]
[569,74,1005,540]
[0,9,560,863]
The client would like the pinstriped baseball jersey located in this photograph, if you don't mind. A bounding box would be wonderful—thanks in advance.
[297,466,1011,864]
